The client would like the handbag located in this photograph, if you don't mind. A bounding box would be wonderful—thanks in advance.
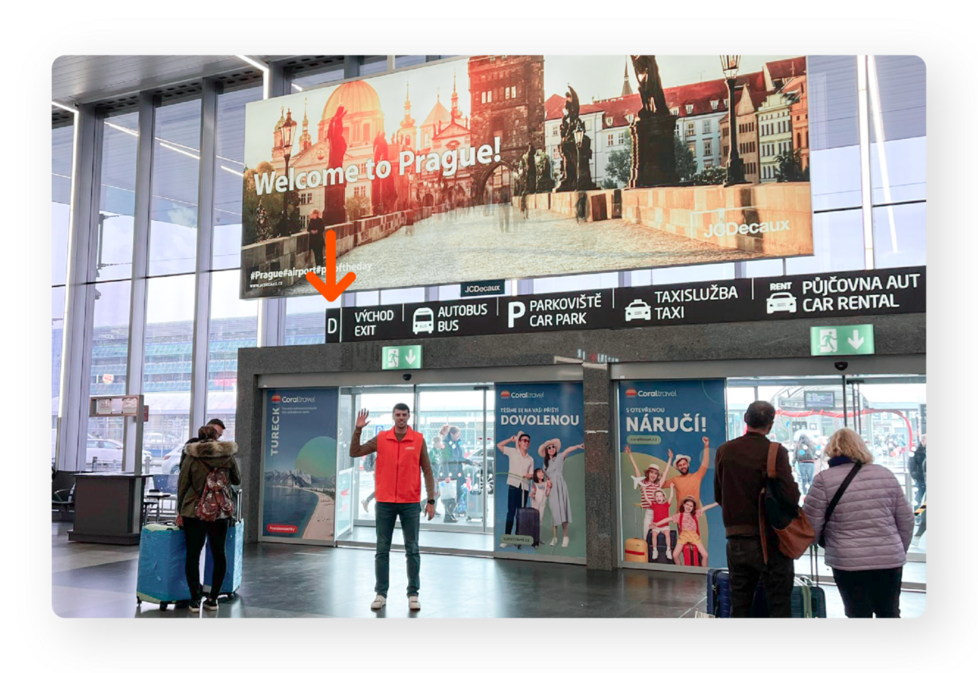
[818,461,862,548]
[759,442,815,561]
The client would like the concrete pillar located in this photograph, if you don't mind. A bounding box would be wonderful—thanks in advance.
[583,362,616,570]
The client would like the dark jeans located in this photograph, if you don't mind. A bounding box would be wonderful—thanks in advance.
[183,516,229,601]
[798,462,815,495]
[504,485,526,535]
[833,567,903,618]
[374,502,421,597]
[726,536,794,618]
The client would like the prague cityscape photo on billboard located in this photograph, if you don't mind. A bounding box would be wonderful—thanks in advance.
[240,55,814,298]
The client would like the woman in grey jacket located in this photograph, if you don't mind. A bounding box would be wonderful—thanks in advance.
[803,428,915,618]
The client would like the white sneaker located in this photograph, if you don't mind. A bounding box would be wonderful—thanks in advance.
[409,595,421,611]
[666,548,673,560]
[370,594,386,610]
[550,538,557,546]
[652,548,659,560]
[562,537,569,548]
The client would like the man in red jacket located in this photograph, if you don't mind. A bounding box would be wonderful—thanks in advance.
[350,403,435,612]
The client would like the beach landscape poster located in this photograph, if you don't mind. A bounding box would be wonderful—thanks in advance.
[240,55,813,298]
[261,388,339,543]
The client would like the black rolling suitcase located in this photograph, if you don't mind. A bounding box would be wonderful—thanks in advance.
[646,529,678,564]
[515,489,540,547]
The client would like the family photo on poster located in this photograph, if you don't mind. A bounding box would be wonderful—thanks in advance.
[494,382,586,557]
[619,379,726,568]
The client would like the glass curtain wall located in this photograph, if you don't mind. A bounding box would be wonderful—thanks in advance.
[52,120,73,462]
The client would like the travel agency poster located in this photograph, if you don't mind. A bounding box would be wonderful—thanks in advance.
[618,379,726,568]
[262,388,339,543]
[494,382,585,559]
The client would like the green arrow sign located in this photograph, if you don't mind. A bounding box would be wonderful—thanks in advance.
[810,325,875,357]
[381,345,423,370]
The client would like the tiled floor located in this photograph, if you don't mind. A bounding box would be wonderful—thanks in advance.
[51,523,925,618]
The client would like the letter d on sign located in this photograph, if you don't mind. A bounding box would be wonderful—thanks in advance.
[327,317,338,334]
[508,301,526,328]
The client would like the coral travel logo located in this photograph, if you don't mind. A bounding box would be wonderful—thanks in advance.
[501,391,511,398]
[271,394,281,403]
[626,389,638,397]
[501,390,544,399]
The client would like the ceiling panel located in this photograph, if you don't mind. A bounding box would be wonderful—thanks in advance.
[52,55,286,106]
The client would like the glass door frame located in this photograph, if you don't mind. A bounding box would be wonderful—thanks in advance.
[414,383,492,535]
[346,382,493,535]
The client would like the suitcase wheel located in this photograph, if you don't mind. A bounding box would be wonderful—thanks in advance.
[227,592,236,599]
[136,597,142,605]
[160,602,169,611]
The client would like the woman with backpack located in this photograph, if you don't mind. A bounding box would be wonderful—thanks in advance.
[803,428,914,618]
[176,425,241,613]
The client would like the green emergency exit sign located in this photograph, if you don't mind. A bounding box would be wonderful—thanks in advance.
[810,325,875,357]
[382,345,423,370]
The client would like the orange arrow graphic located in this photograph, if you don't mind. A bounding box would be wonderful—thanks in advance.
[305,229,356,301]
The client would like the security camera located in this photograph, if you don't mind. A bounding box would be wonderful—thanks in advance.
[402,373,412,381]
[834,361,848,372]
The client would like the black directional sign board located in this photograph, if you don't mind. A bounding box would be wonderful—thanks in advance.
[325,266,925,344]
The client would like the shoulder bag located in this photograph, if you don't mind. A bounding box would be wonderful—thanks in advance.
[759,442,815,562]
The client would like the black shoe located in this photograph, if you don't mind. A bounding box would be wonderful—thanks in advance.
[189,598,201,613]
[203,597,219,611]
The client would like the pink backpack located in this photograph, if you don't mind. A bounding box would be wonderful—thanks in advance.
[195,467,234,521]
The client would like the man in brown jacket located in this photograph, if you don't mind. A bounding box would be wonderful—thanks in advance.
[714,401,800,617]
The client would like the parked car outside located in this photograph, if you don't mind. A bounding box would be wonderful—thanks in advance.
[85,438,152,469]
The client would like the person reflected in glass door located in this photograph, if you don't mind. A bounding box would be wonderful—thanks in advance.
[443,426,474,523]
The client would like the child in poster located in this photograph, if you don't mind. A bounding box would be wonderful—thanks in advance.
[655,496,718,567]
[625,444,674,546]
[529,468,550,524]
[648,487,675,561]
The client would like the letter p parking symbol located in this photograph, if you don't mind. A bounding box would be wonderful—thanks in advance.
[508,301,526,328]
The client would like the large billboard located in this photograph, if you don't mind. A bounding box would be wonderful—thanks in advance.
[240,55,813,298]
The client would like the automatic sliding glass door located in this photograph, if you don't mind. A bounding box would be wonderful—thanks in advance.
[415,385,493,533]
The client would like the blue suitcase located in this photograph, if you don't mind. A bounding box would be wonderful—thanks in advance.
[136,523,192,610]
[707,569,826,618]
[203,489,244,597]
[707,569,767,618]
[203,520,244,598]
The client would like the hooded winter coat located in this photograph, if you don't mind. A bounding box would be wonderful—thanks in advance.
[803,460,914,571]
[177,440,241,519]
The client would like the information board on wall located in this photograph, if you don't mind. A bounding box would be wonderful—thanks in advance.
[240,55,814,298]
[324,266,925,343]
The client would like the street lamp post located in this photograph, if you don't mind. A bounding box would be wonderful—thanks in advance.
[574,123,584,191]
[721,55,747,186]
[280,109,297,231]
